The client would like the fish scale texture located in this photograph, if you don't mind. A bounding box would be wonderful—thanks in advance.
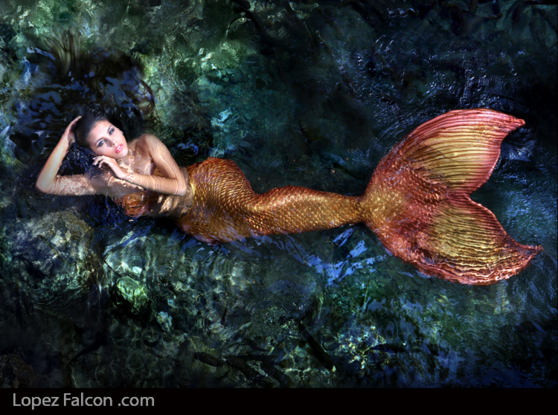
[363,109,543,285]
[178,158,363,244]
[116,109,543,285]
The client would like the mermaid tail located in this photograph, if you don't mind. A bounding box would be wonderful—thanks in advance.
[177,158,363,244]
[121,109,542,285]
[362,109,542,285]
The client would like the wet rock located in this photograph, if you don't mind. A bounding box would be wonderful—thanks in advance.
[0,351,37,388]
[247,271,323,342]
[156,311,173,331]
[8,206,104,321]
[0,0,555,388]
[114,276,149,314]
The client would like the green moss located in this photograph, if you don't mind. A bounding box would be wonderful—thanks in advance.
[115,276,149,313]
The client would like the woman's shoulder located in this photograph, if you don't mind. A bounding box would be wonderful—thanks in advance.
[134,133,161,145]
[130,133,166,154]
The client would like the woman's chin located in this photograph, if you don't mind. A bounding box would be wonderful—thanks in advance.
[115,147,128,159]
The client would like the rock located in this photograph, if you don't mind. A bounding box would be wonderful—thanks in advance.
[114,276,149,314]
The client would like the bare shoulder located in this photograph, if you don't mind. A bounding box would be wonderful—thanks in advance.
[135,133,163,147]
[134,134,171,158]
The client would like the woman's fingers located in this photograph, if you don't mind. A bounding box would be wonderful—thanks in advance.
[69,115,82,126]
[64,116,82,133]
[93,156,107,166]
[93,156,115,169]
[62,116,82,144]
[93,156,124,179]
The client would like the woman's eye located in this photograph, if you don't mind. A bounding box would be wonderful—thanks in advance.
[97,140,104,147]
[109,127,114,135]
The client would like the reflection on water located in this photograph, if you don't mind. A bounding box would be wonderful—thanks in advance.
[0,0,556,387]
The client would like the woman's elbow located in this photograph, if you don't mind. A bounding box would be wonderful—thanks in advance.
[175,182,188,197]
[35,181,50,194]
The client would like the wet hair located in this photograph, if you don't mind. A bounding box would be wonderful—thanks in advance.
[61,105,143,180]
[54,106,134,228]
[59,105,114,180]
[60,141,103,180]
[73,106,112,149]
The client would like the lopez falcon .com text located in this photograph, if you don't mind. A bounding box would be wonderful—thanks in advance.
[13,393,154,409]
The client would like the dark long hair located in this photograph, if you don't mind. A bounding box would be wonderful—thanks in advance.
[57,105,141,228]
[61,105,143,177]
[73,105,112,148]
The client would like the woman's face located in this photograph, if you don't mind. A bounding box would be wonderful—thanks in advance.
[86,120,128,159]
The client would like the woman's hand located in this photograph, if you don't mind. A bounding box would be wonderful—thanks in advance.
[36,115,90,195]
[61,116,82,146]
[93,156,126,180]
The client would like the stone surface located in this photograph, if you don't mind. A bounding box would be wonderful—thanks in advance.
[0,0,556,387]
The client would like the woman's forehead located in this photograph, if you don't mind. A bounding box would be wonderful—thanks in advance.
[88,120,112,139]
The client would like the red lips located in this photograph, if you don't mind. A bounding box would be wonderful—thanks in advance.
[115,144,123,154]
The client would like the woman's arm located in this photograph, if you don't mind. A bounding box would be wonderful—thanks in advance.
[35,117,101,196]
[128,134,188,195]
[95,134,188,196]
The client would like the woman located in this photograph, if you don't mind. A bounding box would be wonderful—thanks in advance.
[36,107,543,285]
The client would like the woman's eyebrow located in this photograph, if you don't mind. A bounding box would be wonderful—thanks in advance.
[95,125,112,145]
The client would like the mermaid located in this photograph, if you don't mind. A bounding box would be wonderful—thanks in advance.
[36,107,542,285]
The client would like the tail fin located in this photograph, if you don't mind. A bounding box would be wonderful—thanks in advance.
[363,109,543,285]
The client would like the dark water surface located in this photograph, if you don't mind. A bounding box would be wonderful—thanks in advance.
[0,0,556,387]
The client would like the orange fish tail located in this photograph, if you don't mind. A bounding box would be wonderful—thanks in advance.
[177,109,542,284]
[179,158,361,244]
[362,109,543,285]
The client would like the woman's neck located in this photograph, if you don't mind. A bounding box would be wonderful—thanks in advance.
[117,147,134,169]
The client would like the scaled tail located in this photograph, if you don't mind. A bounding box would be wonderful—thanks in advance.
[362,109,543,285]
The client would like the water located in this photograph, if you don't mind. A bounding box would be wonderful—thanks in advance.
[0,0,556,387]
